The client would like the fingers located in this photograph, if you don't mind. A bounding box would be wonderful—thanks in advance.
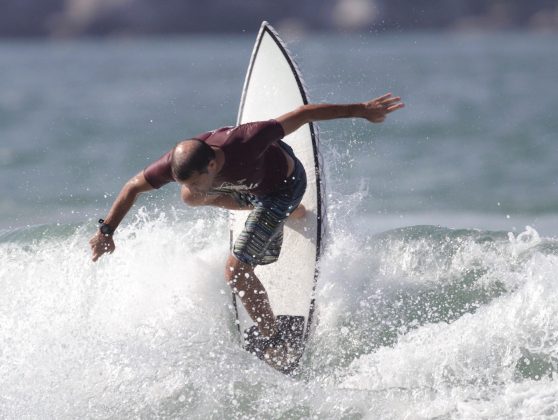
[91,245,102,262]
[92,244,101,261]
[370,94,404,114]
[386,103,405,113]
[90,239,115,262]
[379,93,404,115]
[381,96,401,106]
[91,247,112,262]
[375,93,392,101]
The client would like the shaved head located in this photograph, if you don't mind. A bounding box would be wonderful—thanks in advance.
[171,139,216,181]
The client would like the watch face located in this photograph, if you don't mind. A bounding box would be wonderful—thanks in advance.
[100,224,112,235]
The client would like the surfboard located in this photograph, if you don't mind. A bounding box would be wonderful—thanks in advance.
[230,21,325,373]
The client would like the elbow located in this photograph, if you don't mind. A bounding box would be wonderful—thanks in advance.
[124,172,154,196]
[124,178,143,197]
[298,105,312,124]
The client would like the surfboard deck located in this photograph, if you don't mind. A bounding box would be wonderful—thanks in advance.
[230,21,325,374]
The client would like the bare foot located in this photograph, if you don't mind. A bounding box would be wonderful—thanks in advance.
[288,204,306,219]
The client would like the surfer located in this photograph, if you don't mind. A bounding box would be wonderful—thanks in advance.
[89,93,404,348]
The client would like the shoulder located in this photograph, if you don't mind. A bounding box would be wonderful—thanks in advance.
[143,148,174,189]
[236,119,285,139]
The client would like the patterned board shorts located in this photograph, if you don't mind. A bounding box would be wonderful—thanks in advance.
[230,152,307,267]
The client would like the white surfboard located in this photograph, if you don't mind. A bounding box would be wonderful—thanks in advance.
[231,21,326,372]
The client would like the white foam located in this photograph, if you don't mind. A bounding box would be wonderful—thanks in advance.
[1,207,557,418]
[335,229,558,418]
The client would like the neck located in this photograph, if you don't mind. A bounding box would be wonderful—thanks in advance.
[212,147,225,173]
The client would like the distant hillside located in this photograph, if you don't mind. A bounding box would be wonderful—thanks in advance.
[1,0,557,37]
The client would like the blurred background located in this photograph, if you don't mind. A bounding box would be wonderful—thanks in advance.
[2,0,558,37]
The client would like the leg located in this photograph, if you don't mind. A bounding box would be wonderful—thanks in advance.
[181,185,251,210]
[226,165,307,339]
[181,184,304,216]
[288,203,305,219]
[225,254,277,337]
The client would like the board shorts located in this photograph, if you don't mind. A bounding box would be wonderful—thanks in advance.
[230,143,307,267]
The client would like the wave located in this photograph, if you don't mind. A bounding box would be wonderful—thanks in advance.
[1,208,557,418]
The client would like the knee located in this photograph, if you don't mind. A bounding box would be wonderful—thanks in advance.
[225,254,254,286]
[181,186,204,206]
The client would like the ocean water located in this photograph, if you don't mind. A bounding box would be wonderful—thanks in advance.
[1,32,558,418]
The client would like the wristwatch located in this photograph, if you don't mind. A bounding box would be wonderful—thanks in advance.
[98,219,114,236]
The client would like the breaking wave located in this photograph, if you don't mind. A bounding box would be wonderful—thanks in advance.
[1,206,558,418]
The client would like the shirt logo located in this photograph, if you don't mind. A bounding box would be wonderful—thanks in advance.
[213,178,259,193]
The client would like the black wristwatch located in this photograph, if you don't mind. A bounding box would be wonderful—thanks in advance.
[98,219,114,236]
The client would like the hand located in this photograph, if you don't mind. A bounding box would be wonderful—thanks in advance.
[361,93,404,123]
[89,231,115,262]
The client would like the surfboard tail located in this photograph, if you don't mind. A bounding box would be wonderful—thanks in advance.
[243,315,305,374]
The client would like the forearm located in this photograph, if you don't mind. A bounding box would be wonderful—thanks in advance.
[90,172,153,261]
[277,93,403,136]
[301,103,365,123]
[101,185,141,230]
[277,102,366,136]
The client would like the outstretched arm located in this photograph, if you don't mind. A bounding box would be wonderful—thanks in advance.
[276,93,404,136]
[89,171,154,262]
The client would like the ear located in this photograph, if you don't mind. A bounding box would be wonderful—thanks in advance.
[207,159,218,172]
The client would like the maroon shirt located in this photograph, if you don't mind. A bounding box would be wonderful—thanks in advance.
[143,119,288,196]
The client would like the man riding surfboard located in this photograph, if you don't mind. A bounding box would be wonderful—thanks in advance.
[89,93,404,362]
